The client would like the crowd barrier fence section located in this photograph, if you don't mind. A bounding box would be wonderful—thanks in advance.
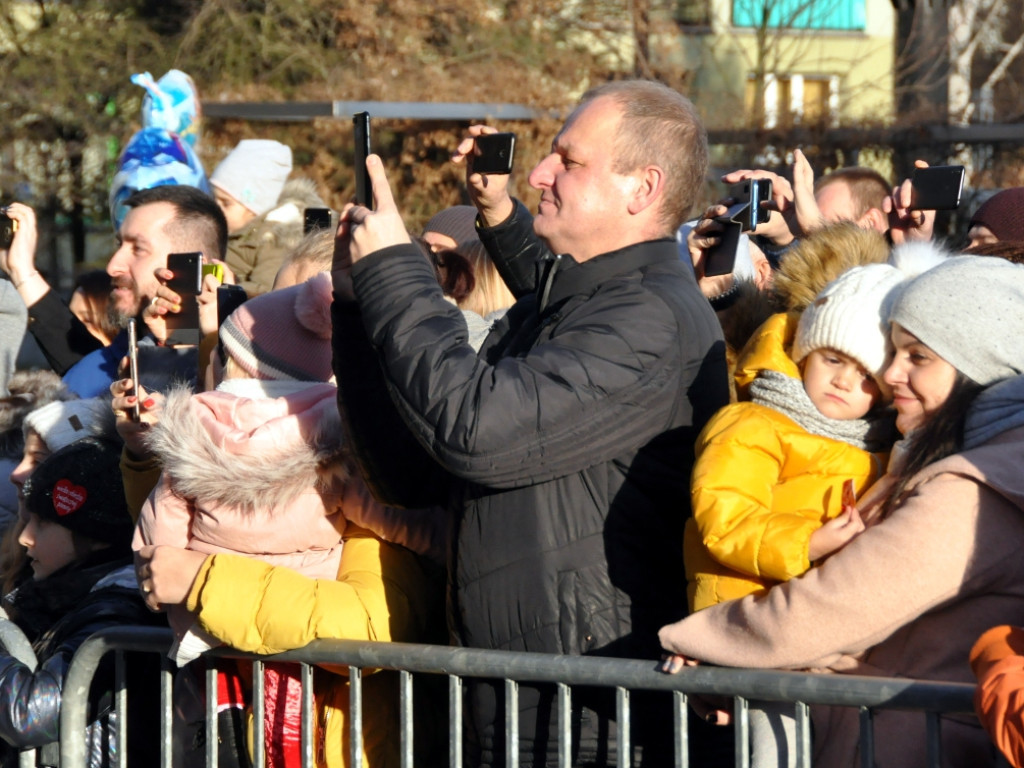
[58,627,980,768]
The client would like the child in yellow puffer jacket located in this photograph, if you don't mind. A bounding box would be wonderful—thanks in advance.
[685,262,906,768]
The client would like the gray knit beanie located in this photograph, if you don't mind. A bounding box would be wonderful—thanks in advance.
[888,255,1024,385]
[210,139,292,217]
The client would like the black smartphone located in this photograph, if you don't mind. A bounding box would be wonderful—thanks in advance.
[703,220,742,278]
[0,209,15,250]
[303,207,335,235]
[724,178,772,232]
[910,165,965,210]
[216,284,248,328]
[164,251,202,346]
[473,133,516,175]
[127,318,141,421]
[353,112,372,209]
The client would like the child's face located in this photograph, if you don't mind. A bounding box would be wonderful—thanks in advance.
[213,186,257,232]
[802,348,881,420]
[18,512,77,581]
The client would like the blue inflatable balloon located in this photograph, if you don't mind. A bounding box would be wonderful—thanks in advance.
[108,127,210,232]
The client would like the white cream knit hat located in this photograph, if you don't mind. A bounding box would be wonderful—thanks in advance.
[210,139,292,216]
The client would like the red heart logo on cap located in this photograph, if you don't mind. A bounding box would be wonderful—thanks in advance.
[53,479,87,516]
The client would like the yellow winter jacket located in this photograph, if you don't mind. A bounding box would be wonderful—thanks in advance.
[185,524,444,768]
[686,310,887,612]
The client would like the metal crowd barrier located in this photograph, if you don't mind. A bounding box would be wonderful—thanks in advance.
[58,627,979,768]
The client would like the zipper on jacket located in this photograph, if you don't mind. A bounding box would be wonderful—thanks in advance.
[537,253,564,313]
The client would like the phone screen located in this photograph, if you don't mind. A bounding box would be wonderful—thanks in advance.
[910,166,965,211]
[164,251,203,346]
[127,318,141,421]
[703,220,742,278]
[473,133,516,175]
[353,112,372,209]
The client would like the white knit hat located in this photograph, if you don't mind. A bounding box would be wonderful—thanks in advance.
[210,139,292,216]
[22,397,110,453]
[792,264,909,381]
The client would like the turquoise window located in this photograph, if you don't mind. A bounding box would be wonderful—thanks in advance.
[732,0,865,30]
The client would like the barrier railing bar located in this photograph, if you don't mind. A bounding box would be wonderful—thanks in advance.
[505,678,519,768]
[617,686,630,768]
[115,651,127,768]
[348,665,362,768]
[735,695,750,768]
[558,682,571,768]
[205,662,217,767]
[252,659,265,768]
[673,690,688,768]
[859,706,874,768]
[795,700,811,768]
[161,656,173,768]
[448,674,461,768]
[400,670,414,768]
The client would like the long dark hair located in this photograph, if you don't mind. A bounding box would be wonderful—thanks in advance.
[880,371,985,518]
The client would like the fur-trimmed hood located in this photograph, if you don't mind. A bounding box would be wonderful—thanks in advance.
[144,383,346,514]
[235,176,326,250]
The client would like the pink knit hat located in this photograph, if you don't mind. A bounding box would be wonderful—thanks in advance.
[219,273,334,382]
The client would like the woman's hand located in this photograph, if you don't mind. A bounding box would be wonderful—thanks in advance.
[110,374,164,460]
[134,545,207,612]
[658,652,700,674]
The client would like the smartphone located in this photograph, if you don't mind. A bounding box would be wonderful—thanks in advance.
[909,165,965,210]
[725,178,773,232]
[216,283,248,328]
[0,209,16,250]
[164,251,202,346]
[303,207,335,235]
[353,112,372,209]
[473,133,516,175]
[842,478,856,508]
[127,318,141,422]
[202,263,225,284]
[703,220,742,278]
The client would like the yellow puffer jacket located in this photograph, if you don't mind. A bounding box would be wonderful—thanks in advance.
[186,525,444,768]
[685,402,886,611]
[686,310,887,612]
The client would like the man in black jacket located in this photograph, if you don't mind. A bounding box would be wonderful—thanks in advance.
[332,80,729,766]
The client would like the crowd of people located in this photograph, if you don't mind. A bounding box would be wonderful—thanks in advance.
[1,76,1024,768]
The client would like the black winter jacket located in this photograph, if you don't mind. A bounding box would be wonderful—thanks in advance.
[333,201,729,765]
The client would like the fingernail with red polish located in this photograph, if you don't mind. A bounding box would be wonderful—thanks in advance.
[143,398,156,409]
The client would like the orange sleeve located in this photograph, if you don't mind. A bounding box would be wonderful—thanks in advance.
[972,626,1024,768]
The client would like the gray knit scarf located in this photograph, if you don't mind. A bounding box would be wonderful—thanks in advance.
[749,370,897,452]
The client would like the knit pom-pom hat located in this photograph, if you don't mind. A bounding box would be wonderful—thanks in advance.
[219,273,334,382]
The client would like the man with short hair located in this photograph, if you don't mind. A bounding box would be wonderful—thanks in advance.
[813,166,890,232]
[63,185,227,397]
[332,80,729,766]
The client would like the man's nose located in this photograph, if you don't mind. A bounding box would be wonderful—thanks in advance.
[528,154,558,190]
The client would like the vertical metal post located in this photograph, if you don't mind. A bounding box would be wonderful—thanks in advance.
[616,687,630,768]
[734,696,750,768]
[115,651,127,768]
[348,665,363,768]
[205,662,217,768]
[400,670,414,768]
[505,678,519,768]
[302,664,315,768]
[161,657,173,768]
[794,701,812,768]
[673,691,689,768]
[557,683,572,768]
[859,707,874,768]
[448,675,462,768]
[925,711,942,768]
[253,660,265,768]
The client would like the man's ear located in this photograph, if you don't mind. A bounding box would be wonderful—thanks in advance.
[859,207,888,234]
[627,165,665,216]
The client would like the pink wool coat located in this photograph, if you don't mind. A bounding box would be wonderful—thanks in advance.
[661,424,1024,768]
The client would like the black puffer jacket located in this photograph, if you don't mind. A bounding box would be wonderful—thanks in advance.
[0,556,164,768]
[333,201,729,766]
